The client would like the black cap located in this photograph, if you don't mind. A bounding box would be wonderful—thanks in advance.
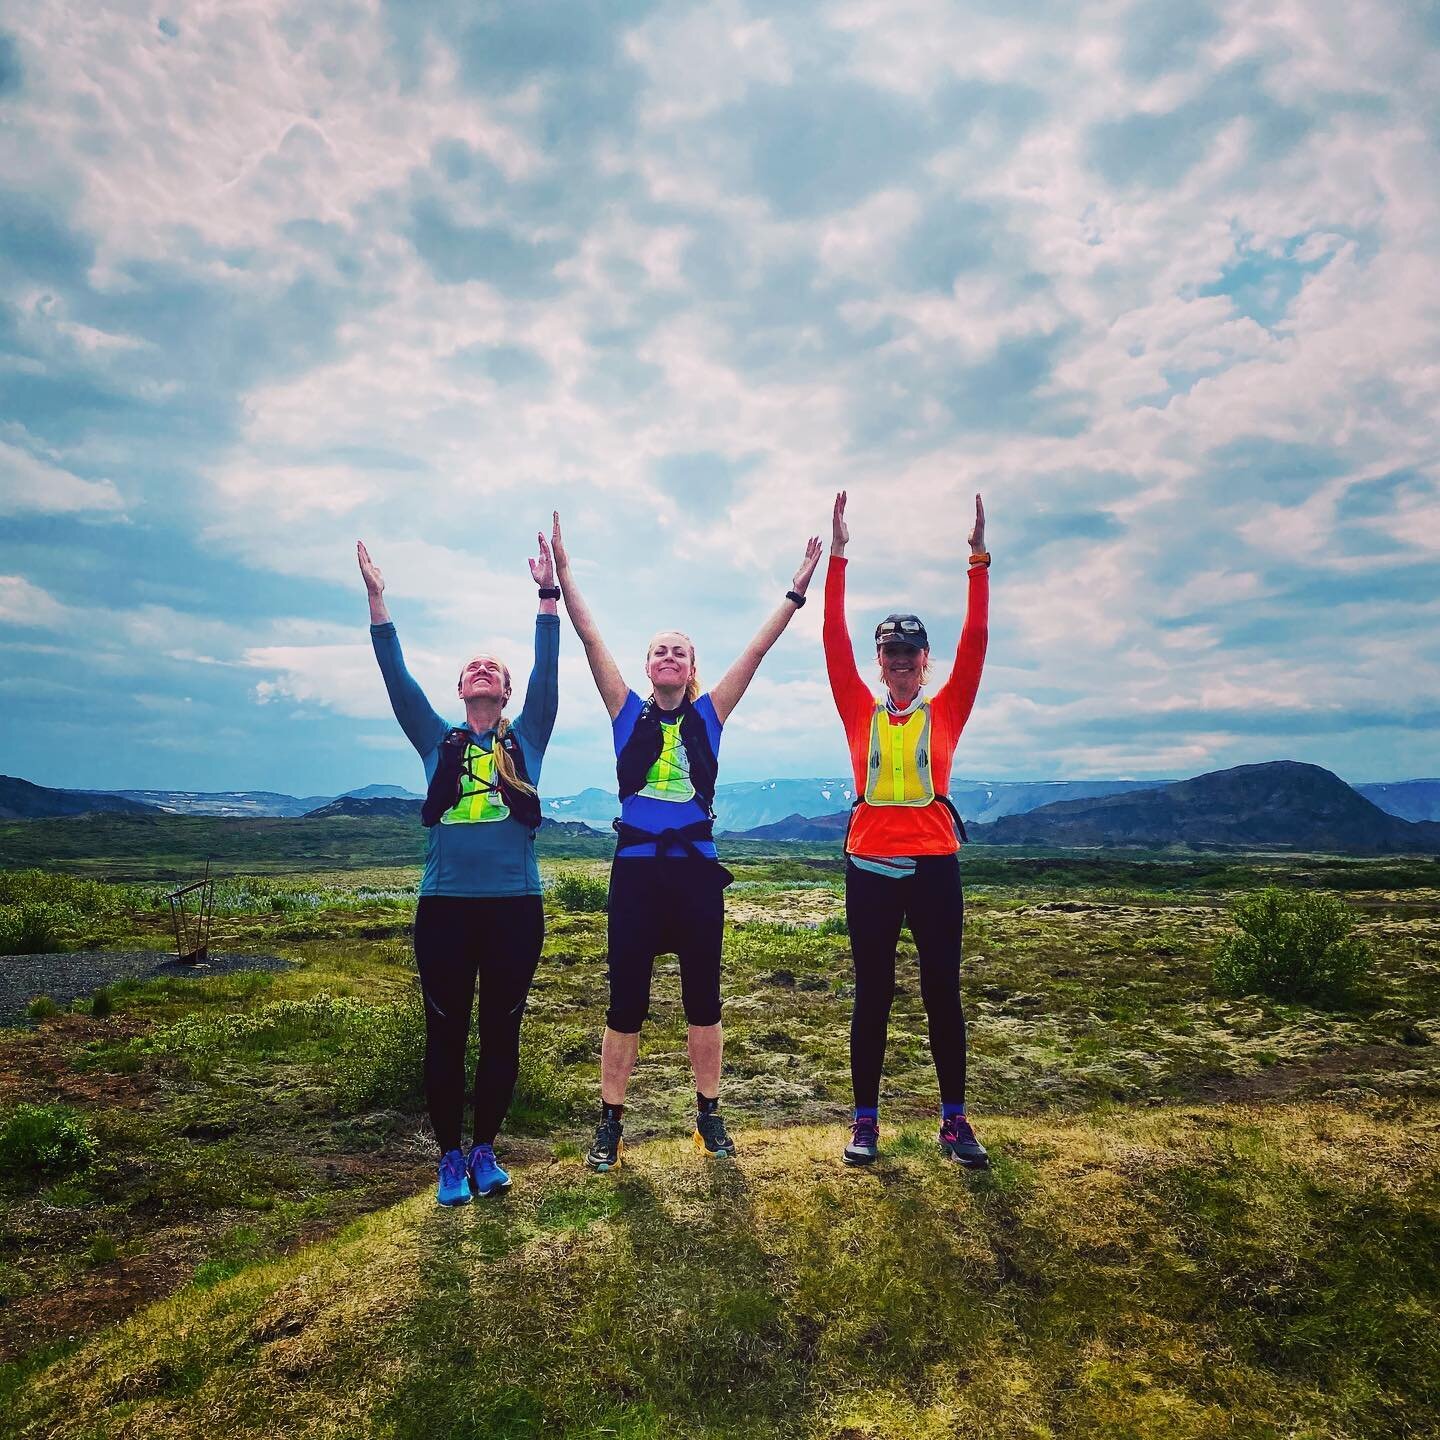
[875,613,928,649]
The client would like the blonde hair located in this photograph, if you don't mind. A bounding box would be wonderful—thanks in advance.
[457,658,537,798]
[493,714,536,798]
[646,631,701,704]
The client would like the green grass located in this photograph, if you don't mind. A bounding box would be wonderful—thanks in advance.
[3,1107,1436,1439]
[2,847,1439,1433]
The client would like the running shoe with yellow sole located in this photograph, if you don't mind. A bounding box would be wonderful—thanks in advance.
[694,1110,736,1158]
[586,1116,624,1172]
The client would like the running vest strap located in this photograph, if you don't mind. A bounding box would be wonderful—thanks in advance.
[842,794,968,852]
[615,699,719,814]
[421,727,542,831]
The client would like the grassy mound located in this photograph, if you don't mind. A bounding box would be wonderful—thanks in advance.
[5,1103,1437,1439]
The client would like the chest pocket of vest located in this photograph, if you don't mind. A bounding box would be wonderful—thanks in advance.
[865,704,935,807]
[440,743,511,824]
[638,720,696,803]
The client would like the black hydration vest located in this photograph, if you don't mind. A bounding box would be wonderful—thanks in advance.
[421,726,542,831]
[614,698,719,816]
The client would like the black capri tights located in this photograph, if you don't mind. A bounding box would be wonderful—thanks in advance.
[605,858,725,1033]
[845,854,968,1109]
[413,894,544,1152]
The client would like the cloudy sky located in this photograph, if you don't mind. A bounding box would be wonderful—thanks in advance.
[2,1,1438,799]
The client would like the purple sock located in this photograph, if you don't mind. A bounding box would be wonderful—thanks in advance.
[854,1106,878,1122]
[941,1102,967,1120]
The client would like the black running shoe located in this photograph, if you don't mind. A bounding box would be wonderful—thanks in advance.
[586,1117,624,1172]
[843,1114,880,1166]
[693,1109,736,1158]
[939,1113,989,1170]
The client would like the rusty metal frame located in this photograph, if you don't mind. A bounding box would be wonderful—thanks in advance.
[166,860,215,966]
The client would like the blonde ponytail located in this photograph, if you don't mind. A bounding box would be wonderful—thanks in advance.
[493,715,537,799]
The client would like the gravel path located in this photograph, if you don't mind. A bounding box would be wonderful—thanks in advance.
[1,950,295,1026]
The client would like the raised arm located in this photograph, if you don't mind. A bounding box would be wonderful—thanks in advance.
[516,530,561,749]
[822,491,872,726]
[709,536,821,724]
[358,540,446,755]
[551,510,629,721]
[933,493,990,731]
[358,540,390,624]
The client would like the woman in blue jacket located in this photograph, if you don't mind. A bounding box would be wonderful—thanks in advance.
[358,536,559,1206]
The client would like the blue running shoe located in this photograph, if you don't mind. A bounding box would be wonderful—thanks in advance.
[436,1147,472,1206]
[468,1143,511,1198]
[939,1114,989,1170]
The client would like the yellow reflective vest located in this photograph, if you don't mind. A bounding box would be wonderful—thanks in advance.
[637,717,697,803]
[864,702,935,807]
[439,741,511,824]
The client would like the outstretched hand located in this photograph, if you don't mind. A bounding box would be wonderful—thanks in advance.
[968,493,986,554]
[551,510,570,574]
[356,540,385,596]
[831,491,849,554]
[528,532,555,588]
[791,536,823,595]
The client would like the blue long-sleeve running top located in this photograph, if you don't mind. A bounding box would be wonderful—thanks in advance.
[370,614,559,897]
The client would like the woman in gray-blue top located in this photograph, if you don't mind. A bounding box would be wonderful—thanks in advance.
[358,536,559,1206]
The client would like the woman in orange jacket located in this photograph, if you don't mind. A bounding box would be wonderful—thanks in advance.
[823,490,990,1168]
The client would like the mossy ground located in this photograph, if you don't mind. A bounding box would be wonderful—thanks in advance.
[2,851,1439,1436]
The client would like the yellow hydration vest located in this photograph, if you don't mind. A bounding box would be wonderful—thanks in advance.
[439,741,511,824]
[864,702,935,807]
[638,717,696,803]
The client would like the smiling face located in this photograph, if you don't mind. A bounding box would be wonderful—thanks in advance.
[456,654,511,705]
[644,631,695,698]
[878,641,929,704]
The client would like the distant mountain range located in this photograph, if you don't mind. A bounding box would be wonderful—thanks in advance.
[0,776,159,821]
[548,777,1175,832]
[102,783,420,818]
[967,761,1440,854]
[4,767,1440,854]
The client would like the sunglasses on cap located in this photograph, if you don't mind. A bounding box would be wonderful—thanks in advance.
[875,615,928,647]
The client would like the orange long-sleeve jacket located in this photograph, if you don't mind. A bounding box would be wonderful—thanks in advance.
[823,554,989,857]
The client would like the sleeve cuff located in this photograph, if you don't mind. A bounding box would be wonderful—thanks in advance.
[370,621,397,635]
[535,612,561,625]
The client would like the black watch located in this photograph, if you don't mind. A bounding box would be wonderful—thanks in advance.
[785,590,806,607]
[537,586,562,600]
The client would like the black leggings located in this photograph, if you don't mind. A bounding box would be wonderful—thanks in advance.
[845,855,968,1109]
[413,894,544,1151]
[605,858,725,1033]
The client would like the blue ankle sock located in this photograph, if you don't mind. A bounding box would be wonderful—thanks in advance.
[941,1102,967,1119]
[854,1106,878,1122]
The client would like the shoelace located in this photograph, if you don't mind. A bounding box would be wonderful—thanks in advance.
[940,1116,974,1143]
[441,1151,467,1185]
[471,1145,496,1169]
[850,1119,878,1145]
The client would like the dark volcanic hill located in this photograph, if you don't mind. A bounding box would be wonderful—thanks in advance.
[0,776,161,821]
[304,796,423,819]
[725,811,852,841]
[970,761,1440,854]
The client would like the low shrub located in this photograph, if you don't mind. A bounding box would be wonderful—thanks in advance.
[331,996,427,1111]
[507,1034,579,1133]
[0,901,77,956]
[89,986,115,1019]
[547,872,609,913]
[1213,887,1372,1004]
[0,1103,97,1178]
[26,995,60,1021]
